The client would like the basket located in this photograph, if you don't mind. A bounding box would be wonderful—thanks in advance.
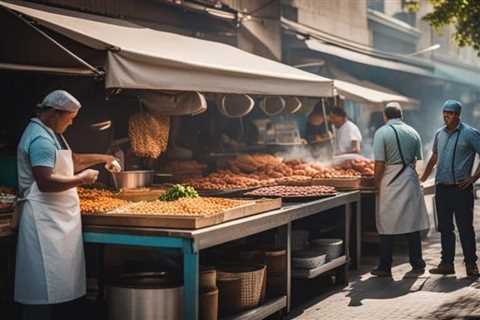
[200,267,217,292]
[217,274,241,316]
[217,264,266,311]
[200,288,219,320]
[311,177,361,190]
[264,250,287,274]
[292,250,327,269]
[310,239,344,261]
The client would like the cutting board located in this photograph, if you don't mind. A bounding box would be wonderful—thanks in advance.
[114,187,167,202]
[82,198,282,229]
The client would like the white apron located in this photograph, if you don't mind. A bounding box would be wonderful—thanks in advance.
[15,121,86,304]
[377,164,430,235]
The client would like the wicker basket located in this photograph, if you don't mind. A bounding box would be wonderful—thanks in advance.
[200,288,219,320]
[311,177,361,190]
[217,274,242,316]
[217,264,266,311]
[200,266,217,292]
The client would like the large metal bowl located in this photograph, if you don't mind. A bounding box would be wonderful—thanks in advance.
[112,170,154,189]
[107,272,183,320]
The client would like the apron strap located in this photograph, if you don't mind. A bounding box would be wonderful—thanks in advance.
[451,129,461,184]
[388,124,408,186]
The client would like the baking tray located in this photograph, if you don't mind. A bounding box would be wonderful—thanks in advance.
[197,187,261,197]
[243,193,337,202]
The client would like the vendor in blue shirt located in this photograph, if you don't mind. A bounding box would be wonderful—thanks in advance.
[421,100,480,278]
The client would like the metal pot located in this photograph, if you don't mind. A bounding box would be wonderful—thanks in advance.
[111,170,154,189]
[107,272,183,320]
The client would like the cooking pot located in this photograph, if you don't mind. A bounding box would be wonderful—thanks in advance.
[107,272,183,320]
[111,170,154,189]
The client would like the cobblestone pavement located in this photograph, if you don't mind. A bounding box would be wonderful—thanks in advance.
[290,203,480,320]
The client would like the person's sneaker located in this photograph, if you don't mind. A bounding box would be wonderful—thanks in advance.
[466,264,480,278]
[370,268,392,278]
[429,263,455,275]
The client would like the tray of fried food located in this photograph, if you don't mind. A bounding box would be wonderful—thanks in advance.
[245,185,336,202]
[107,197,254,217]
[78,186,129,214]
[227,153,283,173]
[311,168,361,190]
[274,175,312,186]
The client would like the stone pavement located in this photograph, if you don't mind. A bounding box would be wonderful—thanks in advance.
[290,203,480,320]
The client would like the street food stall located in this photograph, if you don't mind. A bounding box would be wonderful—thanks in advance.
[0,2,421,320]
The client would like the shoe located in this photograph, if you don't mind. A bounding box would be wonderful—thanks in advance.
[371,268,392,278]
[408,267,425,275]
[466,264,480,278]
[429,263,455,275]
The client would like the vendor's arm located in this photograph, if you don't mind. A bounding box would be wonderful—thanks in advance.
[420,133,439,182]
[32,167,98,192]
[420,153,437,183]
[459,128,480,189]
[73,153,116,173]
[372,129,384,188]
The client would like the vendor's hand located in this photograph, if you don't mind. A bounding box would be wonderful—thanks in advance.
[78,169,99,185]
[104,155,121,173]
[459,177,477,190]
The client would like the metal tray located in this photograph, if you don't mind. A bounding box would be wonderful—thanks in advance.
[243,193,337,202]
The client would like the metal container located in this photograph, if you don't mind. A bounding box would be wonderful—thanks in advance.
[111,170,154,189]
[106,272,183,320]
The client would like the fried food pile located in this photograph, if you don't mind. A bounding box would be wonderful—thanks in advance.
[129,112,170,159]
[110,197,253,217]
[78,187,129,214]
[245,185,336,198]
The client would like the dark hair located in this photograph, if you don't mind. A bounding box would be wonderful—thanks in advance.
[330,107,347,118]
[384,106,402,119]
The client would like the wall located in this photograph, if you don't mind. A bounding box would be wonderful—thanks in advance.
[283,0,370,46]
[222,0,282,60]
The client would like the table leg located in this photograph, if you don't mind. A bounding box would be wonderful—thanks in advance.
[286,222,291,312]
[183,241,199,320]
[356,200,362,269]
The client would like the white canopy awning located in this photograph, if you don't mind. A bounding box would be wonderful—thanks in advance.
[0,1,333,97]
[334,80,418,109]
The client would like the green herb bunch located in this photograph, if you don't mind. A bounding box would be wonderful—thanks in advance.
[159,184,199,201]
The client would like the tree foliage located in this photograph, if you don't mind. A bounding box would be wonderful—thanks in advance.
[423,0,480,54]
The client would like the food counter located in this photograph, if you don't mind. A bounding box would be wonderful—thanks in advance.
[83,191,361,320]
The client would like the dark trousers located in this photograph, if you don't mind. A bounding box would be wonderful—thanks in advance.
[435,184,477,265]
[20,298,84,320]
[379,231,426,271]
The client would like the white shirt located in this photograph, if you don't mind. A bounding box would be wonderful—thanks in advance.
[335,120,362,154]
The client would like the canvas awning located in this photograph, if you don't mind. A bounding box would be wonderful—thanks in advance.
[334,80,418,109]
[0,1,333,97]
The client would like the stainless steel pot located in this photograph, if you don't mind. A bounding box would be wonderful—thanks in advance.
[111,170,154,189]
[107,272,183,320]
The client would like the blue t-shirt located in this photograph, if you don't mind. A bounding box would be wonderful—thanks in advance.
[433,122,480,184]
[17,119,60,198]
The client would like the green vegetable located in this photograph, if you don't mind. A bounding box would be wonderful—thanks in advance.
[159,184,199,201]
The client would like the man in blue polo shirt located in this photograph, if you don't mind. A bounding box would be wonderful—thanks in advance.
[421,100,480,277]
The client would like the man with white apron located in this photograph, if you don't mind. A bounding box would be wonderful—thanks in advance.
[421,100,480,278]
[371,103,429,277]
[15,90,117,319]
